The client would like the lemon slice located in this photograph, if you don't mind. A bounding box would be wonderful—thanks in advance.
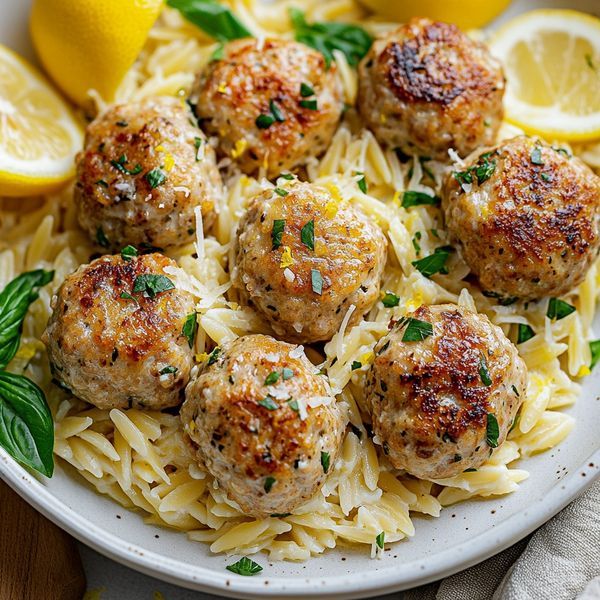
[489,10,600,141]
[358,0,512,30]
[0,45,82,197]
[30,0,163,107]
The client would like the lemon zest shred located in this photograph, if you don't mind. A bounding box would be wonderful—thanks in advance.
[280,246,294,268]
[577,365,591,377]
[231,138,248,159]
[155,144,175,171]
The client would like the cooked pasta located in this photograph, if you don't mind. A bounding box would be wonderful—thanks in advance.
[0,0,597,562]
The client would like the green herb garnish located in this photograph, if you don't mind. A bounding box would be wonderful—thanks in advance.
[273,187,288,197]
[412,247,451,278]
[479,354,492,386]
[96,227,109,248]
[300,82,315,97]
[590,340,600,369]
[255,113,276,129]
[207,346,221,365]
[375,531,385,550]
[145,168,167,189]
[110,154,142,176]
[517,324,535,344]
[547,298,576,320]
[299,99,318,110]
[401,318,433,342]
[271,219,285,249]
[486,413,499,448]
[282,367,294,380]
[265,371,280,385]
[159,366,178,375]
[182,312,198,348]
[269,99,285,122]
[301,220,315,251]
[321,450,331,473]
[401,191,440,208]
[120,245,138,261]
[381,291,400,308]
[264,476,276,493]
[530,146,544,165]
[351,361,362,371]
[258,396,278,410]
[225,556,263,576]
[132,274,175,298]
[311,269,323,295]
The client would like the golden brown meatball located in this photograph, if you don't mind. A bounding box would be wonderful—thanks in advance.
[181,334,345,517]
[232,180,388,344]
[357,18,505,160]
[190,38,343,177]
[442,136,600,300]
[42,253,197,410]
[365,304,527,479]
[74,96,222,251]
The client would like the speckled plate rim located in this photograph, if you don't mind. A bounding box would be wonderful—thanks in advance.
[1,447,598,599]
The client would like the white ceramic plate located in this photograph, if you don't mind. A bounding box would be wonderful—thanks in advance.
[1,0,599,598]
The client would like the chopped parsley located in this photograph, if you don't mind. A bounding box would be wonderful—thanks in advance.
[225,557,263,576]
[255,113,276,129]
[381,291,400,308]
[375,531,385,550]
[453,152,497,187]
[401,318,433,342]
[182,312,198,348]
[530,146,544,165]
[132,274,175,298]
[301,220,315,250]
[145,168,167,189]
[120,245,138,261]
[273,187,288,197]
[401,191,440,208]
[258,396,278,410]
[279,173,294,180]
[486,413,500,448]
[271,219,285,249]
[351,360,362,371]
[265,371,280,385]
[210,43,224,61]
[553,146,571,158]
[412,247,451,278]
[288,398,299,412]
[269,99,285,122]
[547,298,576,321]
[412,231,421,255]
[96,227,109,248]
[282,367,294,380]
[479,354,492,386]
[264,476,276,493]
[207,347,221,365]
[110,154,142,176]
[300,82,315,97]
[517,324,535,344]
[590,340,600,369]
[321,450,331,473]
[299,99,318,110]
[311,269,323,295]
[159,366,178,375]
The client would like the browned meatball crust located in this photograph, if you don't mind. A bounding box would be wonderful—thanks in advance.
[357,18,505,160]
[181,334,346,517]
[75,96,222,250]
[442,136,600,300]
[190,38,343,177]
[43,253,196,410]
[365,304,527,479]
[232,181,388,343]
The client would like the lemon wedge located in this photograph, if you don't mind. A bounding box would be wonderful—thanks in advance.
[30,0,163,107]
[489,9,600,141]
[0,44,82,197]
[358,0,512,30]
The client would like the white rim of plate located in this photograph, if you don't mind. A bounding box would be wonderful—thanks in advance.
[1,446,599,599]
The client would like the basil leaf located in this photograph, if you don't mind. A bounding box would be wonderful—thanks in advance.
[132,274,175,298]
[0,371,54,477]
[300,82,315,97]
[547,298,576,321]
[0,270,54,370]
[182,312,198,348]
[226,556,263,576]
[590,340,600,369]
[412,248,450,278]
[311,269,323,295]
[401,318,433,342]
[321,450,331,473]
[401,191,440,208]
[517,324,535,344]
[290,8,372,68]
[166,0,252,42]
[299,99,318,110]
[271,219,285,249]
[381,291,400,308]
[479,354,492,386]
[256,113,275,129]
[300,220,315,251]
[486,413,499,448]
[264,476,276,493]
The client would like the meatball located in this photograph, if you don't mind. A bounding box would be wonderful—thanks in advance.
[232,181,388,344]
[365,304,527,479]
[181,334,345,517]
[357,18,505,161]
[42,253,196,410]
[74,96,222,251]
[442,136,600,300]
[190,38,343,177]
